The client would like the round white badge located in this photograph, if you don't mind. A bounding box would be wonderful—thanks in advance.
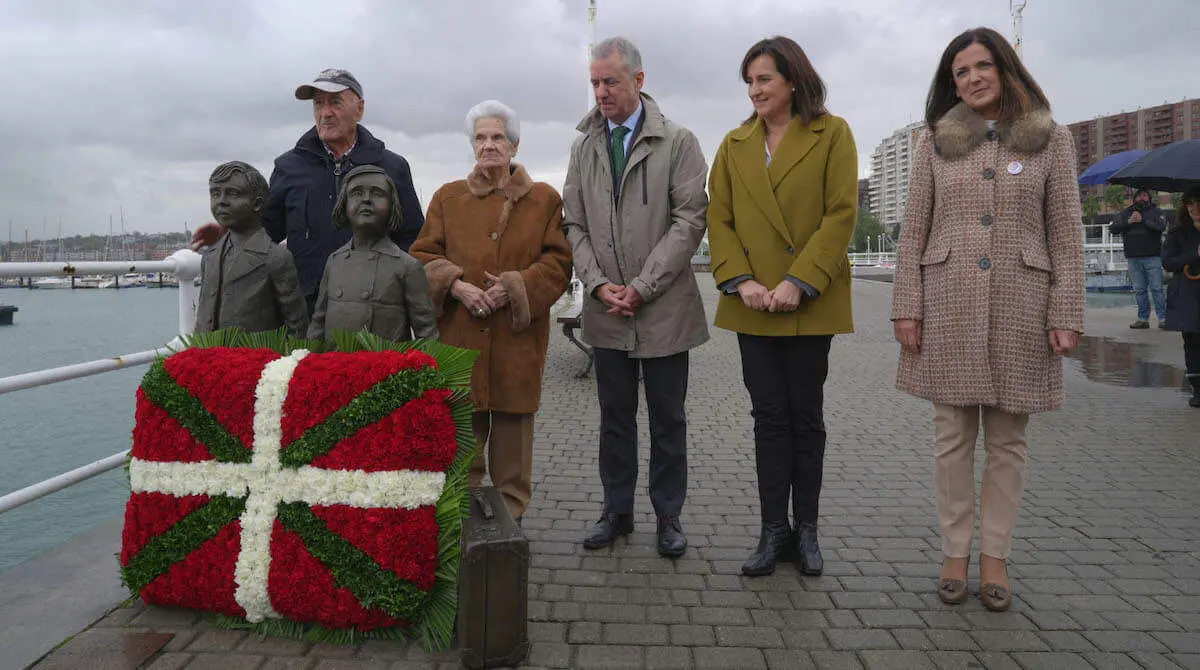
[1007,161,1024,175]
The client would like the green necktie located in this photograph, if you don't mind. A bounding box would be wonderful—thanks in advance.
[610,126,630,181]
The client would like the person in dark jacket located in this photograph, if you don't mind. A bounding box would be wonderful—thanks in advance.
[192,69,424,315]
[1162,187,1200,407]
[1111,188,1168,328]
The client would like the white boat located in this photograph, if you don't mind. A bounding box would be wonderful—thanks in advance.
[73,276,105,289]
[143,273,180,288]
[32,277,73,289]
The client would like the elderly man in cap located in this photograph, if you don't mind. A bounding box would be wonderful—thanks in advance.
[193,68,424,314]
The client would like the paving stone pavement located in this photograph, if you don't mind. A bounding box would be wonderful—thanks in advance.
[41,276,1200,669]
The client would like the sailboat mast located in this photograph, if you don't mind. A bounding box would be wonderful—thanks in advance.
[586,0,597,112]
[1011,0,1027,57]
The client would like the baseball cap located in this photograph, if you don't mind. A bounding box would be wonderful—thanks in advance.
[295,68,363,100]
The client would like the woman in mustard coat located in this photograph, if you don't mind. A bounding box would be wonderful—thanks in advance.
[707,36,858,577]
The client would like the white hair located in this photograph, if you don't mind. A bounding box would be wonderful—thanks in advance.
[591,36,643,76]
[465,100,520,145]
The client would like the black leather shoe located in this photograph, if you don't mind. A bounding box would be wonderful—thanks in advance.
[795,522,824,575]
[656,516,687,557]
[741,521,795,576]
[583,513,633,549]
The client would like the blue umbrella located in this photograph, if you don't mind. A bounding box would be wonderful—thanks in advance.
[1077,149,1147,185]
[1110,139,1200,192]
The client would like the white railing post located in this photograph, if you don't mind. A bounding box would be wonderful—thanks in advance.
[169,249,202,335]
[0,450,131,514]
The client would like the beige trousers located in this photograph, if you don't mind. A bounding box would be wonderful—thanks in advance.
[932,403,1030,560]
[470,411,535,519]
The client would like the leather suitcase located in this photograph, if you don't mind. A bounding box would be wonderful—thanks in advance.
[459,486,530,669]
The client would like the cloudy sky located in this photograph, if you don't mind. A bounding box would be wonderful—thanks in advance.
[0,0,1192,239]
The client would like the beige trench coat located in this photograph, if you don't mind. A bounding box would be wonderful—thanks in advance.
[891,103,1085,414]
[562,94,710,358]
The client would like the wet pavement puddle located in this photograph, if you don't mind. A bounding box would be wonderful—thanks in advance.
[1068,335,1190,391]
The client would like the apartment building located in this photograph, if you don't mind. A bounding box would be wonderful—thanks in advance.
[1069,97,1200,200]
[868,121,924,234]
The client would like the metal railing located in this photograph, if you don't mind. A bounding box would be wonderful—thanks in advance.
[0,249,201,515]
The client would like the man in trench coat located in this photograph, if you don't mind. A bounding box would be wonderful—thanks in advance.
[563,36,709,557]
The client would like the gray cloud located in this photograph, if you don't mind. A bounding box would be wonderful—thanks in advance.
[0,0,1193,238]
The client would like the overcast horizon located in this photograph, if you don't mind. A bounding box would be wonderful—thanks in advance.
[0,0,1193,239]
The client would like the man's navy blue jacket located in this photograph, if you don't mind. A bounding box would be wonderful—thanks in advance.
[262,124,424,297]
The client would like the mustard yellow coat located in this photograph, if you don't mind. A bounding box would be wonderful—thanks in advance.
[707,114,858,336]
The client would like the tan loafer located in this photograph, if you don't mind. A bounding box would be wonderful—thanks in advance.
[980,582,1012,611]
[938,578,969,605]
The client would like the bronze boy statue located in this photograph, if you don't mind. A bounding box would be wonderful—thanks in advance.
[307,165,438,342]
[195,161,309,337]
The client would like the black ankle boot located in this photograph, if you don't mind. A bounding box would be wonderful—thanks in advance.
[1189,377,1200,408]
[741,521,794,576]
[795,522,824,576]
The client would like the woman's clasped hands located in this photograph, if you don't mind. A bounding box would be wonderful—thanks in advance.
[737,279,804,313]
[451,278,505,319]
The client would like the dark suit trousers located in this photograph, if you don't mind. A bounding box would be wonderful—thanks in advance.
[594,348,689,517]
[737,333,833,525]
[1184,332,1200,381]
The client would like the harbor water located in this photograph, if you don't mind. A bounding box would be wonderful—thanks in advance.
[0,287,179,573]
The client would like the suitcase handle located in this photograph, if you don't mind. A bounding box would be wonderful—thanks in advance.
[473,489,496,521]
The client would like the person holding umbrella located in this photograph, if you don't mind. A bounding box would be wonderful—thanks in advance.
[1110,188,1168,329]
[1161,187,1200,407]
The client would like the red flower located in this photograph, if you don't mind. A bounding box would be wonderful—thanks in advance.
[268,520,404,630]
[141,520,244,618]
[121,492,211,563]
[280,350,437,449]
[311,389,457,473]
[164,348,281,448]
[131,389,214,462]
[311,505,439,590]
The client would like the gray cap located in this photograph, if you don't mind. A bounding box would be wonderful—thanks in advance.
[295,68,363,100]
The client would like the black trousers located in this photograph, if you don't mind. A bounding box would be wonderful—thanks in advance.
[305,293,318,321]
[737,333,833,525]
[594,348,689,517]
[1184,332,1200,377]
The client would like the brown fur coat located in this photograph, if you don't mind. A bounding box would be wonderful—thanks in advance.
[410,163,572,413]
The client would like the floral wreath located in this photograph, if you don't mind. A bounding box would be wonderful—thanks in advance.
[119,328,477,650]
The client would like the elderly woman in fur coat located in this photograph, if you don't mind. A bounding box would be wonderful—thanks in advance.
[410,100,572,521]
[890,28,1084,612]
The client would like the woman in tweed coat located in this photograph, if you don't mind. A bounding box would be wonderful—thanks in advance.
[890,27,1085,611]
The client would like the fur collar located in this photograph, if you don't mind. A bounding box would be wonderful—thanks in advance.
[934,102,1054,159]
[465,162,534,238]
[466,162,533,201]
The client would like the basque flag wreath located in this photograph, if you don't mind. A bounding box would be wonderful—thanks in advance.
[118,329,477,650]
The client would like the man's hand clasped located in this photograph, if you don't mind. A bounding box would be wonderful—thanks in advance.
[595,282,643,317]
[190,222,222,250]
